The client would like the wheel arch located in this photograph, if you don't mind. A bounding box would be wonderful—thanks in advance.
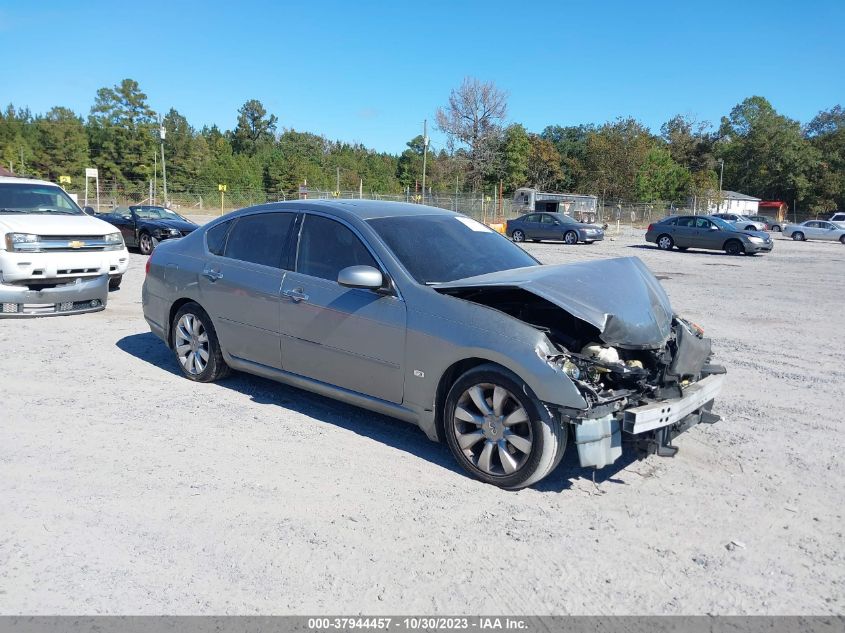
[433,357,503,442]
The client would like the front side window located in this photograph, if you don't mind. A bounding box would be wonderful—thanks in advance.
[0,183,84,216]
[224,212,295,268]
[296,214,378,281]
[695,218,711,229]
[540,214,556,224]
[368,214,538,285]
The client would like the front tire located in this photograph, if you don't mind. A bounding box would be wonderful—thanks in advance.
[108,275,122,291]
[443,364,566,490]
[792,231,805,241]
[139,232,158,255]
[171,302,231,382]
[725,239,744,256]
[511,230,525,243]
[745,225,757,231]
[563,230,578,245]
[840,235,845,245]
[772,225,782,232]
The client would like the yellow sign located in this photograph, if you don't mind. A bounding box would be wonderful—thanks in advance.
[218,184,227,192]
[59,175,71,184]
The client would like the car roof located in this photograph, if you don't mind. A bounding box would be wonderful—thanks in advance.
[0,176,60,187]
[234,199,461,222]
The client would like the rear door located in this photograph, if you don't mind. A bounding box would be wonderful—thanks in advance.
[198,212,296,370]
[278,213,407,404]
[522,213,541,238]
[672,216,697,247]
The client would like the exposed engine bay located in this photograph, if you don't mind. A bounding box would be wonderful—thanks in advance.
[437,265,726,468]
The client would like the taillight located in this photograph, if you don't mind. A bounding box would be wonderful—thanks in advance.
[145,258,151,276]
[647,224,654,232]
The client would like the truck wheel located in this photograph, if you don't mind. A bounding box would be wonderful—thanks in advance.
[443,363,566,490]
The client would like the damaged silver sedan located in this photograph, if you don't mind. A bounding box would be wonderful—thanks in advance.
[142,201,725,489]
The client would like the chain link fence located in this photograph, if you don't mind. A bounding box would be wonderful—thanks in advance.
[67,183,820,230]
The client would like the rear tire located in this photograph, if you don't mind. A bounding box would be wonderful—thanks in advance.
[725,239,744,256]
[511,230,525,242]
[443,364,566,490]
[171,302,231,382]
[792,231,805,241]
[657,234,674,250]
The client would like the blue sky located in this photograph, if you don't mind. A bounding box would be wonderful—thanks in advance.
[1,0,843,153]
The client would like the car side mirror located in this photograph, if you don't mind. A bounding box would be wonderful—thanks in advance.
[83,206,96,215]
[710,225,718,230]
[337,265,384,290]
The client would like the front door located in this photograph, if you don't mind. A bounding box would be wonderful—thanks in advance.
[198,212,296,370]
[109,208,138,247]
[278,214,407,404]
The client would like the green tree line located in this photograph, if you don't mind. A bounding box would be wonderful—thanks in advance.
[1,78,842,211]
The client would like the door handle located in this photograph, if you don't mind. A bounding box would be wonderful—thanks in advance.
[282,288,309,303]
[202,268,223,281]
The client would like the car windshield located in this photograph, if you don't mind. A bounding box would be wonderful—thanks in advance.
[708,216,738,231]
[368,214,539,284]
[131,206,188,221]
[0,183,84,215]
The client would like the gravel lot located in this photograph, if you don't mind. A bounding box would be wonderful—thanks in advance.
[1,226,843,615]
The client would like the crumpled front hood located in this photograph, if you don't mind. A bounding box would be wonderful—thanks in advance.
[435,257,673,348]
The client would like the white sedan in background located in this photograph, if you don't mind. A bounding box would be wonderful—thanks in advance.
[783,220,845,243]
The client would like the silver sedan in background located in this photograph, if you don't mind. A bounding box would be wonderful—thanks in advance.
[142,201,724,489]
[783,220,845,243]
[711,213,767,232]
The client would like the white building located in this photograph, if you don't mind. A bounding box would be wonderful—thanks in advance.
[704,190,761,215]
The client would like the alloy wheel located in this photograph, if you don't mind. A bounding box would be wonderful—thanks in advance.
[658,236,673,250]
[564,231,578,245]
[140,233,153,255]
[174,313,210,375]
[512,230,525,242]
[451,383,533,476]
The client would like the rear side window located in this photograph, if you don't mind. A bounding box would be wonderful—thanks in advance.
[676,217,695,227]
[296,215,378,281]
[224,212,295,268]
[206,220,232,256]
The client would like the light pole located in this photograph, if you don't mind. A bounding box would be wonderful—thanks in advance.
[159,122,167,207]
[717,158,724,211]
[421,119,429,204]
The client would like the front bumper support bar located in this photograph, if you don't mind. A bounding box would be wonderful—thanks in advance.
[0,274,108,317]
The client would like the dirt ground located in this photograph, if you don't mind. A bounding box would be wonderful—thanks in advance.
[1,225,843,615]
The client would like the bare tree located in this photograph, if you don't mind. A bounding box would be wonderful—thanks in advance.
[436,77,508,189]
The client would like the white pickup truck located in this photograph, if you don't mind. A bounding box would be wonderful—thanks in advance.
[0,177,129,317]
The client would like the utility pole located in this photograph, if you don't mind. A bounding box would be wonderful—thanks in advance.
[159,120,168,207]
[153,151,157,205]
[336,166,340,196]
[421,119,429,205]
